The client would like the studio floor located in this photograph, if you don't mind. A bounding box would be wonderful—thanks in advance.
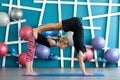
[0,68,120,80]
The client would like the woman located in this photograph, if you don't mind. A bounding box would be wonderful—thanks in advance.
[32,17,92,75]
[26,32,69,75]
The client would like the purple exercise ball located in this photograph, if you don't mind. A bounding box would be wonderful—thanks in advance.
[35,44,50,59]
[92,36,105,50]
[104,48,120,63]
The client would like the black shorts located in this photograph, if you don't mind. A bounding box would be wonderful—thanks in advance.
[62,17,86,53]
[62,17,83,32]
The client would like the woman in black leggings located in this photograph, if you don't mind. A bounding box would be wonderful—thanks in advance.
[33,17,92,75]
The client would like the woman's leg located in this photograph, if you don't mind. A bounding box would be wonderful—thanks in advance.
[73,30,87,75]
[26,61,37,75]
[30,61,37,74]
[72,18,92,75]
[33,22,62,39]
[26,62,31,74]
[26,34,36,75]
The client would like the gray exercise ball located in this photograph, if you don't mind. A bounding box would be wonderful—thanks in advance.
[65,31,74,46]
[10,8,23,21]
[0,12,10,26]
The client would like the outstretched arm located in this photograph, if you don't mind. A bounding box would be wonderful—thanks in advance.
[77,51,92,75]
[33,22,62,39]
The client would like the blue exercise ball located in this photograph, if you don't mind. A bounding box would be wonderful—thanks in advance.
[98,57,102,62]
[10,48,17,56]
[104,48,120,63]
[92,36,105,50]
[48,53,58,60]
[35,43,50,59]
[41,31,55,37]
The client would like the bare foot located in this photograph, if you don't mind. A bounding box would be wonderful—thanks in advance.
[84,72,93,76]
[26,71,37,75]
[33,28,39,39]
[31,71,38,74]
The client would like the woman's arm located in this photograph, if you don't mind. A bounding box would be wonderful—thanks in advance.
[77,51,92,75]
[47,36,56,46]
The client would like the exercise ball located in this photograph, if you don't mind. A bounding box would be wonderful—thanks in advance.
[10,48,17,56]
[10,8,23,21]
[104,48,120,63]
[18,52,27,66]
[41,31,55,37]
[98,57,106,62]
[19,26,33,40]
[65,31,74,46]
[0,12,10,26]
[0,42,8,57]
[84,47,93,61]
[98,57,102,62]
[92,36,105,50]
[35,44,50,59]
[48,53,58,60]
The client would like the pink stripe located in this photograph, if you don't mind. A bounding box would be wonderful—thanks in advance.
[26,34,36,62]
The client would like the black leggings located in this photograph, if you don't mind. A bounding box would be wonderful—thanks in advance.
[73,28,86,53]
[62,17,86,53]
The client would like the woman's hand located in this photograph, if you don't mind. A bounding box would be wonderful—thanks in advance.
[47,36,56,46]
[83,72,93,76]
[33,28,39,39]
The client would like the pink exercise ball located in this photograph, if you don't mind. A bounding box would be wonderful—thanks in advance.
[0,42,8,57]
[18,52,27,66]
[19,26,33,40]
[85,47,94,61]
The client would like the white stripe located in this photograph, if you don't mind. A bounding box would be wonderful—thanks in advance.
[87,0,99,67]
[83,12,120,20]
[38,0,46,26]
[2,3,42,11]
[34,0,120,7]
[58,0,64,68]
[2,0,13,68]
[118,6,120,67]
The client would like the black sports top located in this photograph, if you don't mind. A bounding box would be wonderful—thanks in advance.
[35,34,52,48]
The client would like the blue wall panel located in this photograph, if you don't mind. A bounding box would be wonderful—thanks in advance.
[0,0,120,68]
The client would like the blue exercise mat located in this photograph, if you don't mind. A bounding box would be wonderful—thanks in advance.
[23,73,104,77]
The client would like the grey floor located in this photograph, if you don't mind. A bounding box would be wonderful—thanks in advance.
[0,68,120,80]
